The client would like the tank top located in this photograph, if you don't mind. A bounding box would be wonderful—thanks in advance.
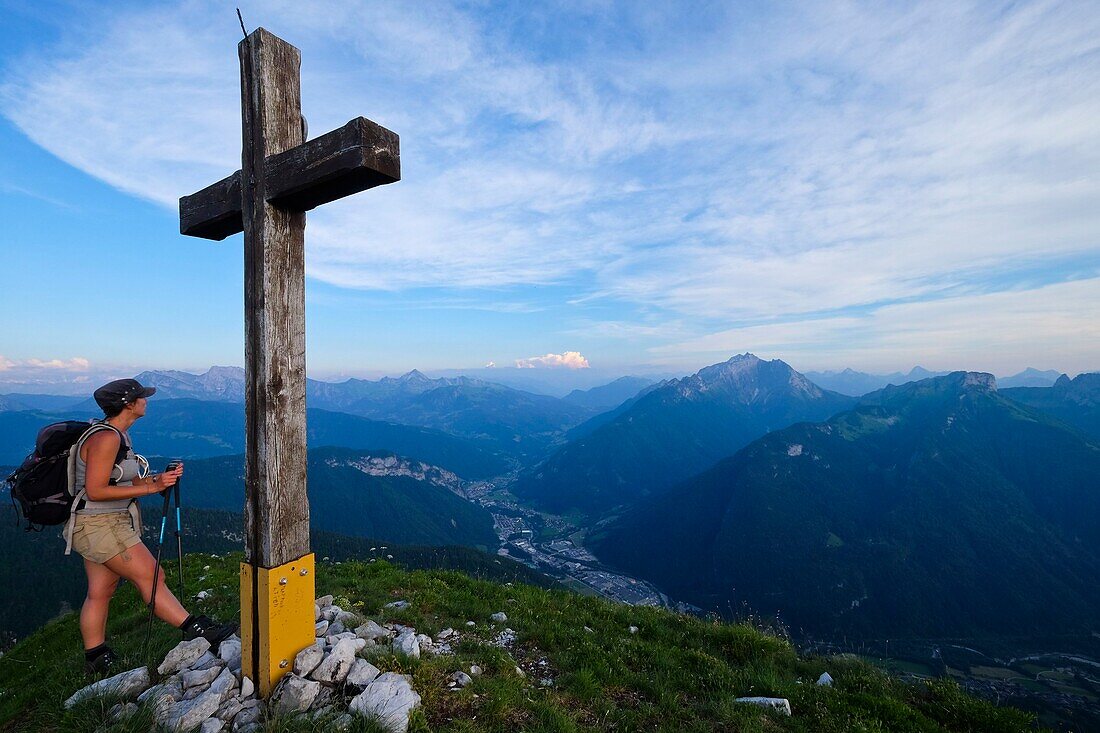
[73,425,147,514]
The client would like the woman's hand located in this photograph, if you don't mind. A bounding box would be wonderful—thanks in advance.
[150,463,184,493]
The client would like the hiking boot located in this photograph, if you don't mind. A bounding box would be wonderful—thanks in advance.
[85,645,117,677]
[181,615,237,649]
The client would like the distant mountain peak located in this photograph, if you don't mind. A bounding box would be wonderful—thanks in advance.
[205,365,245,378]
[398,369,431,383]
[691,354,822,403]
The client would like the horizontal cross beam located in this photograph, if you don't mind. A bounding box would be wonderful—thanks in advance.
[180,116,400,240]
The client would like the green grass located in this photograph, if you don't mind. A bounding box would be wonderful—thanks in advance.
[0,554,1041,732]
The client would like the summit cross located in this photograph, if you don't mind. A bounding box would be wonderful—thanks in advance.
[178,27,400,697]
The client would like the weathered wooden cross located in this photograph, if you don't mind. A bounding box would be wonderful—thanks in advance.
[178,28,399,696]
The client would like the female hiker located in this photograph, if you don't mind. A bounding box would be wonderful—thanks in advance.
[67,378,234,675]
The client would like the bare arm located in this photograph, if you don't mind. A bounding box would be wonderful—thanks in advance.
[81,431,181,502]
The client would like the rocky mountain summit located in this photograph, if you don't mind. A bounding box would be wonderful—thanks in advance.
[515,353,855,514]
[0,555,1036,731]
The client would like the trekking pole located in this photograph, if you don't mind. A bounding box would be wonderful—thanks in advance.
[171,462,184,599]
[144,486,173,656]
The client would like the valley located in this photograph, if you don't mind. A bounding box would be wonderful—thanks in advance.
[4,358,1100,729]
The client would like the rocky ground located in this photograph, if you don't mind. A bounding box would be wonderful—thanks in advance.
[0,553,1042,732]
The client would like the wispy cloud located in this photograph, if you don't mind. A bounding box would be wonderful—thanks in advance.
[654,277,1100,375]
[2,1,1099,370]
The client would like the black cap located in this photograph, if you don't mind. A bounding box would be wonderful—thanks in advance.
[93,379,157,412]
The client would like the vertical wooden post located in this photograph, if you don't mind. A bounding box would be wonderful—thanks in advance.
[238,28,313,697]
[179,25,399,698]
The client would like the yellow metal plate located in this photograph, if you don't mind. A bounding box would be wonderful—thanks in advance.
[240,553,316,697]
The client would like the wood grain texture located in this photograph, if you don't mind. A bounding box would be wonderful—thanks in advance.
[179,172,241,240]
[179,117,400,240]
[239,28,310,569]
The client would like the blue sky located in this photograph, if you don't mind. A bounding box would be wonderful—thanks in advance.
[1,0,1098,390]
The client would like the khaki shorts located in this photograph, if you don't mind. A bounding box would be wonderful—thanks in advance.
[70,512,142,564]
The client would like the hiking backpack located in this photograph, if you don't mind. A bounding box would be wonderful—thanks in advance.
[4,421,128,529]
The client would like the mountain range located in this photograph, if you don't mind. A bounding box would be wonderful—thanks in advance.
[803,367,953,396]
[133,367,594,459]
[1002,372,1100,441]
[560,376,654,410]
[513,354,856,515]
[804,366,1065,396]
[0,399,509,479]
[590,372,1100,639]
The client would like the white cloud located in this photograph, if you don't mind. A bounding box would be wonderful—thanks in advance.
[0,355,99,392]
[2,356,92,371]
[515,351,591,369]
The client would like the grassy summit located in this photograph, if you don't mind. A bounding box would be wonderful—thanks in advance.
[0,554,1035,732]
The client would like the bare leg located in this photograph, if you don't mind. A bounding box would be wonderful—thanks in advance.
[104,542,190,628]
[80,559,120,649]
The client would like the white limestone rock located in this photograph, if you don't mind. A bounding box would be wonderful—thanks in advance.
[64,666,151,709]
[159,638,212,675]
[326,631,357,646]
[271,674,321,715]
[216,696,244,722]
[384,600,409,610]
[240,676,255,698]
[335,610,360,626]
[490,612,507,623]
[191,651,223,671]
[181,665,221,690]
[315,620,330,637]
[416,633,433,653]
[469,664,483,677]
[628,625,639,634]
[163,690,222,732]
[218,637,242,669]
[137,677,183,715]
[349,672,421,733]
[316,594,334,608]
[346,658,381,689]
[735,697,792,716]
[355,620,390,641]
[208,667,239,701]
[448,671,472,688]
[817,672,833,687]
[294,641,325,677]
[310,638,362,684]
[232,699,264,728]
[393,630,420,659]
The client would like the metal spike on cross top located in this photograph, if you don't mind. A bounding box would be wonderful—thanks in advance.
[178,27,400,697]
